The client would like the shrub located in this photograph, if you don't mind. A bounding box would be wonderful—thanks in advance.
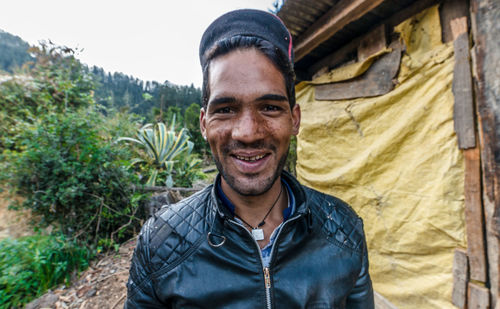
[184,103,211,155]
[0,234,91,308]
[118,118,195,187]
[285,135,297,176]
[2,107,148,247]
[0,42,94,152]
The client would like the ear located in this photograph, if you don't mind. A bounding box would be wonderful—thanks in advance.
[200,107,207,140]
[291,104,301,135]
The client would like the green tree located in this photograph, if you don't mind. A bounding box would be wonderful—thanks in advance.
[0,42,94,151]
[165,106,184,126]
[184,103,209,155]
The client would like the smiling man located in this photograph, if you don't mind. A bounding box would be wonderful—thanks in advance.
[125,9,374,309]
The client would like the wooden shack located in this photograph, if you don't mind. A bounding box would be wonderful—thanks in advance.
[277,0,499,308]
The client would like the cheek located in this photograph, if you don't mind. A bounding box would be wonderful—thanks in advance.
[206,123,230,149]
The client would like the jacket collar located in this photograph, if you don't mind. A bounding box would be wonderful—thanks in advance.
[209,171,309,221]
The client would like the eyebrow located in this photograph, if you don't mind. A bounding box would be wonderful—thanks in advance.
[208,93,288,107]
[256,94,288,102]
[208,96,236,107]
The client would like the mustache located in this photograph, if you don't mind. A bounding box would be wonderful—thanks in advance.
[221,141,277,155]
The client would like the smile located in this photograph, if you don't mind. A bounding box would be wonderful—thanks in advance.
[234,154,266,162]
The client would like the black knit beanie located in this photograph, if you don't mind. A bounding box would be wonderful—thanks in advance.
[199,9,293,68]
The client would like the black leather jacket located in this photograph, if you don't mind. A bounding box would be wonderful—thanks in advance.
[125,172,374,308]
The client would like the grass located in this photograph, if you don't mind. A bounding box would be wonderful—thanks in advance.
[0,234,92,308]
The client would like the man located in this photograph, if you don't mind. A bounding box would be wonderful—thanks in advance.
[125,9,373,308]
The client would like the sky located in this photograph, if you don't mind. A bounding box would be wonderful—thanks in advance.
[0,0,277,87]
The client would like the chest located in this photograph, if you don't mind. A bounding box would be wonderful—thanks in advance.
[152,227,362,309]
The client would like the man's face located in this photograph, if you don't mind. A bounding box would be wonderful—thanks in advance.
[200,48,300,196]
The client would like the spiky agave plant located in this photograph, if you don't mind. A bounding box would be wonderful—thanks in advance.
[118,117,192,187]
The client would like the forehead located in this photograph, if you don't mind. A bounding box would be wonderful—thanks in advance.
[207,48,287,104]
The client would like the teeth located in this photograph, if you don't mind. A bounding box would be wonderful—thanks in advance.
[236,154,265,161]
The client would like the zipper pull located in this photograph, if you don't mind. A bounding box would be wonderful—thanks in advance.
[263,267,271,288]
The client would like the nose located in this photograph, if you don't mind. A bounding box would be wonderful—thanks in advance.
[231,110,266,144]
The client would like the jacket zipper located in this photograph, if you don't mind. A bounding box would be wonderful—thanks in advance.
[228,213,303,309]
[264,266,272,309]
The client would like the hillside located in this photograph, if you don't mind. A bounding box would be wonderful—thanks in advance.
[0,29,34,73]
[0,29,202,120]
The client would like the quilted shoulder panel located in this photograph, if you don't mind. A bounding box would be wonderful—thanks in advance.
[305,187,364,253]
[145,186,213,272]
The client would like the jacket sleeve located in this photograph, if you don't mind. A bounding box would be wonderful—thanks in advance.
[346,224,374,309]
[124,219,166,309]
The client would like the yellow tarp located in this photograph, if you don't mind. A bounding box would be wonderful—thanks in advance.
[295,6,466,309]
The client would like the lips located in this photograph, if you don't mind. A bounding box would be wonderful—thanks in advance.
[231,152,270,173]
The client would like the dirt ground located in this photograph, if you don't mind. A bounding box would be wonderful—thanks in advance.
[0,190,33,239]
[3,184,209,309]
[0,190,135,309]
[26,237,136,309]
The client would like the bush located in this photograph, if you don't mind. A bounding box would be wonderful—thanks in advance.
[118,118,202,187]
[0,234,91,308]
[184,103,211,156]
[2,107,148,247]
[0,42,94,152]
[285,135,297,176]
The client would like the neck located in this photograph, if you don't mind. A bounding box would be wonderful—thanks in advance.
[221,176,287,227]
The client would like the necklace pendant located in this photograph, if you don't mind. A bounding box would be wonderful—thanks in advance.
[252,228,264,241]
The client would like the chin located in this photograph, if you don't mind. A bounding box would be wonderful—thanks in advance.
[228,175,277,196]
[217,162,287,197]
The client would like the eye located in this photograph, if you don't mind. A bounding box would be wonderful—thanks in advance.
[264,105,282,112]
[214,106,232,114]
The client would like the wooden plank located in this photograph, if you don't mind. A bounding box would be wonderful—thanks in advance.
[440,0,469,43]
[452,17,476,149]
[294,0,385,61]
[452,248,469,309]
[315,45,401,101]
[308,0,440,78]
[469,0,500,306]
[374,291,399,309]
[464,146,488,282]
[469,283,490,309]
[358,24,387,61]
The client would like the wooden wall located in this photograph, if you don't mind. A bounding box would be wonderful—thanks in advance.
[470,0,500,308]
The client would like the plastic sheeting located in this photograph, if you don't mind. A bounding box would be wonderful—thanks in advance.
[295,6,465,308]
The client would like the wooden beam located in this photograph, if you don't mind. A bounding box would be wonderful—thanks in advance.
[294,0,385,61]
[315,45,401,101]
[468,283,490,309]
[452,16,476,149]
[308,0,440,78]
[440,0,469,43]
[464,146,488,283]
[470,0,500,305]
[358,24,387,61]
[452,248,469,309]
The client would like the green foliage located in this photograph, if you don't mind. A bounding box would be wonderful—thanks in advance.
[0,30,34,73]
[0,42,94,151]
[172,151,203,187]
[118,118,193,187]
[0,30,203,122]
[0,234,91,308]
[184,103,210,155]
[2,107,147,246]
[285,135,297,176]
[164,106,184,125]
[90,66,202,119]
